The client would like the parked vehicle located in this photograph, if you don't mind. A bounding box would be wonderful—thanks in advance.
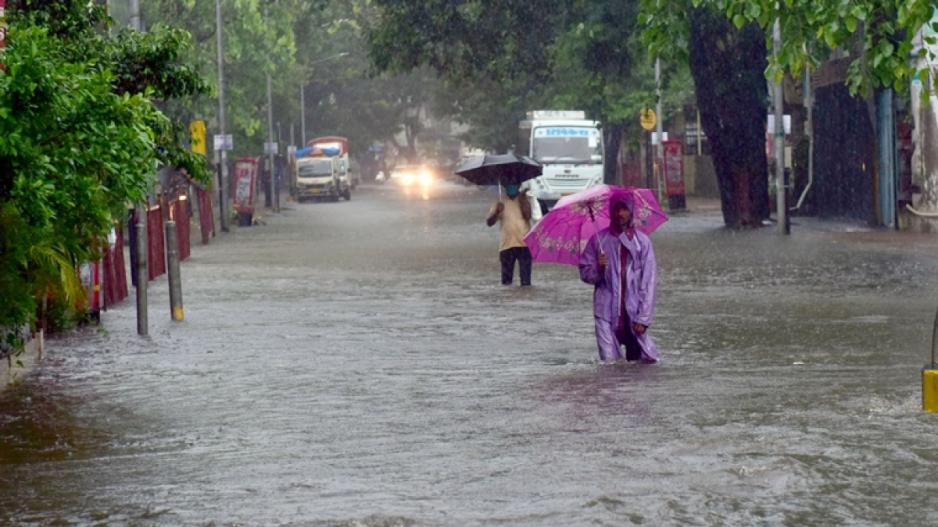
[295,156,342,201]
[308,136,352,200]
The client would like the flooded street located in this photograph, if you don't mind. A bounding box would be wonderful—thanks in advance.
[2,184,938,526]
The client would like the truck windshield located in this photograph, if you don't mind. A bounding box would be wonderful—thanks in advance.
[298,162,332,177]
[532,127,602,164]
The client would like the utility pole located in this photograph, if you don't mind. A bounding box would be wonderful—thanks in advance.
[773,18,789,234]
[130,0,148,335]
[655,57,665,204]
[215,0,230,232]
[265,2,278,213]
[300,84,306,146]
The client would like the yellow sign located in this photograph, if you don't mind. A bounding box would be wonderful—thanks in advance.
[189,120,207,156]
[640,108,657,131]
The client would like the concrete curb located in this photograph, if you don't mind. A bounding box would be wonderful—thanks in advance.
[0,331,44,392]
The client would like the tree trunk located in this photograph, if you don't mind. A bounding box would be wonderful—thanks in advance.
[688,9,770,227]
[603,123,625,185]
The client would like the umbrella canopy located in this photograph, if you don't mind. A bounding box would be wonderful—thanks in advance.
[454,153,542,186]
[524,184,667,266]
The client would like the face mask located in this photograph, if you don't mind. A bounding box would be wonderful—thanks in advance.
[505,185,520,197]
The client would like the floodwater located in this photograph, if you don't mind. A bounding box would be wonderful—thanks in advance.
[2,183,938,526]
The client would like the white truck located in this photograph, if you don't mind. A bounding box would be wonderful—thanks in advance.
[518,110,604,212]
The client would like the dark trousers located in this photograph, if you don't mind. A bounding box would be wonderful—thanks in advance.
[615,313,644,361]
[500,247,532,286]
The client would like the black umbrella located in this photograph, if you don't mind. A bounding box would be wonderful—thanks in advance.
[454,153,542,187]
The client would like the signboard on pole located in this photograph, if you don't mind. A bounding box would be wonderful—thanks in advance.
[189,120,207,156]
[662,140,686,206]
[213,134,234,151]
[232,157,258,216]
[640,108,657,131]
[264,142,279,155]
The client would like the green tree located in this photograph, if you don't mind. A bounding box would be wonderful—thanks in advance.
[0,1,209,343]
[367,0,694,187]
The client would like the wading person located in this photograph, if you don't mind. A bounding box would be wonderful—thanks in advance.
[578,194,658,363]
[486,183,533,286]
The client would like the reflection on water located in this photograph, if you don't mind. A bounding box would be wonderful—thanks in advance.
[2,187,938,525]
[0,363,108,465]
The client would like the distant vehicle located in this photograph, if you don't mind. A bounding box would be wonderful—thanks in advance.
[308,136,352,200]
[390,164,435,190]
[517,110,604,213]
[295,156,343,201]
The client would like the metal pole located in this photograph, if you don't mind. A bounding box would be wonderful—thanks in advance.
[696,110,702,156]
[130,0,148,336]
[216,0,230,232]
[792,64,814,211]
[165,219,184,321]
[265,4,277,213]
[655,57,664,204]
[876,89,897,228]
[300,84,306,145]
[773,18,789,234]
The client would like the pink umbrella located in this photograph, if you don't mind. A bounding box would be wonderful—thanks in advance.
[523,184,667,266]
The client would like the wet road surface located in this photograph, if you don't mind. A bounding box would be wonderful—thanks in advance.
[2,183,938,526]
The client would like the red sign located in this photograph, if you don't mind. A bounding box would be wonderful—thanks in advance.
[662,140,685,197]
[232,157,258,215]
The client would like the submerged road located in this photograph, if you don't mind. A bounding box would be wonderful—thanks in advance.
[2,183,938,525]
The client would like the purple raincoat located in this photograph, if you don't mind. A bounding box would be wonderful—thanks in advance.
[579,196,659,363]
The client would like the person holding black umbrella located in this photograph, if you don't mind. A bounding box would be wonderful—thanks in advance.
[486,183,534,286]
[454,152,542,286]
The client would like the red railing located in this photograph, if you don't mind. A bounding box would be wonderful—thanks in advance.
[102,224,129,306]
[147,206,165,280]
[197,187,214,245]
[173,198,191,261]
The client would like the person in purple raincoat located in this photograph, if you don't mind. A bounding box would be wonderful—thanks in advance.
[579,194,659,363]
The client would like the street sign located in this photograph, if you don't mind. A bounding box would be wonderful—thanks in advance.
[213,134,234,151]
[640,108,657,131]
[264,142,279,155]
[189,120,206,156]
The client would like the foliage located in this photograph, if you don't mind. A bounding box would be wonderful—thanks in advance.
[0,24,159,331]
[367,0,696,181]
[0,1,210,339]
[137,0,301,157]
[641,0,938,96]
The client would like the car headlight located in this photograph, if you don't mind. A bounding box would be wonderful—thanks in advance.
[418,171,433,187]
[401,173,415,186]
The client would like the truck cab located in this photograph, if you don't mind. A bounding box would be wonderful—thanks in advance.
[295,156,342,201]
[518,110,604,213]
[307,136,352,201]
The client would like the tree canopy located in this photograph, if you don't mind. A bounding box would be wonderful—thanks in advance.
[0,1,209,343]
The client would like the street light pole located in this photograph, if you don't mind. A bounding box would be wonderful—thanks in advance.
[265,3,278,213]
[215,0,230,232]
[130,0,148,336]
[300,84,306,146]
[773,17,789,234]
[299,52,349,148]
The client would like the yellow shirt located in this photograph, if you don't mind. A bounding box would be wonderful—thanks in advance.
[489,196,531,252]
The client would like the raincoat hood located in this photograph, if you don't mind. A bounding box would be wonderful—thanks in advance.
[608,192,634,234]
